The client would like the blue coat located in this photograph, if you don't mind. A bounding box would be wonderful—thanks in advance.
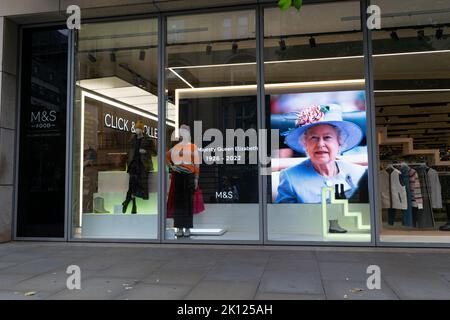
[275,159,367,204]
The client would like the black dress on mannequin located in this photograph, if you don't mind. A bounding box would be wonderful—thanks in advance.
[122,134,150,214]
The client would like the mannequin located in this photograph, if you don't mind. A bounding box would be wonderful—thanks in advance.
[122,120,154,214]
[166,124,200,237]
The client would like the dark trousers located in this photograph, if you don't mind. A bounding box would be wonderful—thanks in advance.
[172,171,195,229]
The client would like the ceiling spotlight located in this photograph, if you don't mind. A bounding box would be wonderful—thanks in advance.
[88,52,96,63]
[139,49,146,61]
[232,42,238,54]
[417,30,425,40]
[436,28,444,39]
[390,31,399,41]
[279,38,286,51]
[110,51,116,62]
[309,36,316,48]
[206,44,212,55]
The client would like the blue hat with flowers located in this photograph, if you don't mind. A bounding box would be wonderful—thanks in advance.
[281,104,363,154]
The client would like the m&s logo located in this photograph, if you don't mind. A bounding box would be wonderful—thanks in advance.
[30,110,57,129]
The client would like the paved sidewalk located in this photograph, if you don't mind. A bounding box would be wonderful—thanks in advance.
[0,242,449,300]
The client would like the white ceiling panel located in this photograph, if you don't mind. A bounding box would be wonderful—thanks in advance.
[95,86,150,98]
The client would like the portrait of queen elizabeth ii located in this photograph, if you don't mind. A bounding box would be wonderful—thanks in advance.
[275,103,368,210]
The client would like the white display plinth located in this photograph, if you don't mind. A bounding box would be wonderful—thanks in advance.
[82,214,157,239]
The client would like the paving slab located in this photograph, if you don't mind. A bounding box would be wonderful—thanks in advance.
[10,268,96,293]
[265,258,320,274]
[46,277,137,300]
[323,280,399,300]
[318,262,371,281]
[185,280,258,300]
[383,274,450,300]
[268,251,316,262]
[92,259,167,279]
[258,271,324,295]
[0,248,63,263]
[0,261,18,270]
[1,257,75,275]
[70,255,126,271]
[0,273,35,289]
[115,283,192,300]
[439,272,450,283]
[255,292,326,300]
[143,269,207,286]
[0,290,54,300]
[315,251,366,263]
[204,262,266,282]
[157,259,216,273]
[0,245,30,257]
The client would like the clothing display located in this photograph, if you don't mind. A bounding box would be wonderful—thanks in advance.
[380,163,445,229]
[380,166,407,210]
[166,138,200,232]
[427,168,442,209]
[122,133,153,214]
[415,165,435,229]
[400,165,413,227]
[409,168,422,208]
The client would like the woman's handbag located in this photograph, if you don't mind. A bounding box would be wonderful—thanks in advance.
[193,187,205,215]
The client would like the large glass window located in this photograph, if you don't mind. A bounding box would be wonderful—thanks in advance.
[264,1,372,243]
[72,19,159,239]
[165,10,260,241]
[373,0,450,243]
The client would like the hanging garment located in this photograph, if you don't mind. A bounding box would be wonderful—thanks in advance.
[380,168,408,210]
[408,168,423,208]
[427,168,443,209]
[379,170,391,209]
[416,166,435,229]
[400,165,413,227]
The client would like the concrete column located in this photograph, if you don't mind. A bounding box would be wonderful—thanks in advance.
[0,17,18,243]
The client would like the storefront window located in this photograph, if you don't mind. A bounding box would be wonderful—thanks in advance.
[165,10,259,241]
[72,19,159,239]
[264,1,372,242]
[373,0,450,243]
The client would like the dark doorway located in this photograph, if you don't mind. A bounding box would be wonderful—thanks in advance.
[16,27,69,238]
